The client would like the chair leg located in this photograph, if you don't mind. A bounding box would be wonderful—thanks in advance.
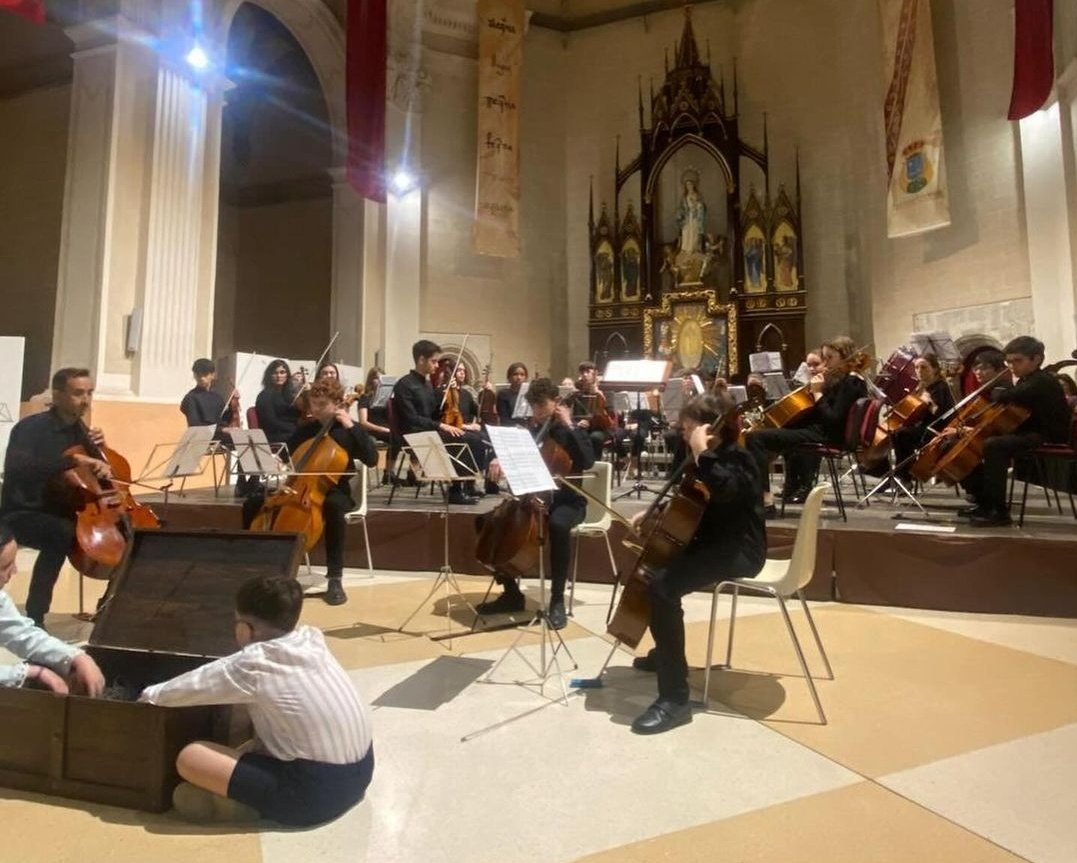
[304,552,313,578]
[569,533,580,616]
[1019,474,1031,527]
[703,585,722,706]
[724,583,740,668]
[603,532,618,582]
[362,518,374,576]
[797,589,833,680]
[775,593,827,724]
[826,457,847,522]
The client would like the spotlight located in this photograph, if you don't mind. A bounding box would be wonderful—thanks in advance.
[185,44,209,71]
[391,169,416,194]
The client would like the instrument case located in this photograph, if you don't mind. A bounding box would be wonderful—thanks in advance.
[0,529,304,812]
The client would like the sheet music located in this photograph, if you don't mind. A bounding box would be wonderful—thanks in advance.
[690,374,705,395]
[227,428,285,476]
[728,385,748,405]
[372,378,397,408]
[161,426,216,479]
[486,426,557,496]
[763,372,792,401]
[602,359,671,386]
[910,331,962,363]
[512,382,532,420]
[0,402,11,423]
[404,431,458,481]
[749,351,784,373]
[662,378,686,418]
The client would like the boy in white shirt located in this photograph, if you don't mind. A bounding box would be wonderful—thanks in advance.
[140,574,374,826]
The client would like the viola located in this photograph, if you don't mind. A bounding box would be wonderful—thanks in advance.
[249,417,352,552]
[59,428,160,579]
[477,362,499,426]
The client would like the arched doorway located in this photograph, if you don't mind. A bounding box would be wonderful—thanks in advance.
[213,2,334,362]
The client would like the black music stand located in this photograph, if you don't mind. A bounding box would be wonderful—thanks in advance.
[604,359,672,500]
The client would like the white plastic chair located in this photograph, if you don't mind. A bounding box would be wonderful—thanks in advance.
[568,461,618,615]
[703,483,834,724]
[344,461,374,577]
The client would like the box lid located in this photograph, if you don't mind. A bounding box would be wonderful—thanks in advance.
[90,529,306,657]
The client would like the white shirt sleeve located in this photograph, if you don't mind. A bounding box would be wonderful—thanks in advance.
[0,590,82,688]
[139,648,260,706]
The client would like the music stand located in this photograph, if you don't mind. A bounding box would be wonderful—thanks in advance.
[226,428,289,491]
[139,426,219,504]
[396,431,484,644]
[511,382,532,422]
[463,426,577,741]
[603,359,671,500]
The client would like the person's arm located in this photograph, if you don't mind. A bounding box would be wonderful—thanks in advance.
[393,380,438,433]
[349,425,379,467]
[179,391,195,425]
[357,405,391,436]
[3,417,76,487]
[0,591,82,688]
[558,424,596,470]
[139,649,259,707]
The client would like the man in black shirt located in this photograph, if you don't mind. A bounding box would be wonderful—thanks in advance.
[962,336,1071,527]
[179,358,228,438]
[1,368,113,627]
[243,380,377,605]
[744,336,867,516]
[476,378,595,629]
[391,340,491,506]
[630,392,766,734]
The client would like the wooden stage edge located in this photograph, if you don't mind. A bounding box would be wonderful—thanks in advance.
[150,493,1077,619]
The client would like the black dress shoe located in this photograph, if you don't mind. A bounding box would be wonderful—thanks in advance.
[956,505,984,519]
[448,488,478,505]
[324,578,347,606]
[547,600,568,630]
[763,504,779,520]
[784,487,810,505]
[969,508,1013,528]
[476,591,526,615]
[632,651,657,672]
[631,698,693,735]
[484,479,501,495]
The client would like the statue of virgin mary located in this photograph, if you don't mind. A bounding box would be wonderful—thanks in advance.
[676,169,706,255]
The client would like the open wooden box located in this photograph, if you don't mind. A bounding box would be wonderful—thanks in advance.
[0,529,304,812]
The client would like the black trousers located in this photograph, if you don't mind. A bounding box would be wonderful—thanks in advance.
[962,432,1044,510]
[243,488,354,577]
[3,509,75,625]
[493,499,585,604]
[439,429,488,481]
[745,427,826,493]
[647,544,755,703]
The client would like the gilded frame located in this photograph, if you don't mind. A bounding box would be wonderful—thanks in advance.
[643,289,738,375]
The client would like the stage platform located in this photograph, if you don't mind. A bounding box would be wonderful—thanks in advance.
[142,476,1077,618]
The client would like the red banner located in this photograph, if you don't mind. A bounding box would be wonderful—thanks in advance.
[346,0,387,203]
[0,0,45,24]
[1008,0,1054,121]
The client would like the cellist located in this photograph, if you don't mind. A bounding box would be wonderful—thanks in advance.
[476,378,594,630]
[0,368,112,627]
[891,353,955,484]
[959,336,1070,527]
[242,379,377,606]
[629,391,766,735]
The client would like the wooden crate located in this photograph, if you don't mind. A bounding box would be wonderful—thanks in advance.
[0,529,304,812]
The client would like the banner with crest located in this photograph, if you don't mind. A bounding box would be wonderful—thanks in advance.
[473,0,524,258]
[879,0,951,238]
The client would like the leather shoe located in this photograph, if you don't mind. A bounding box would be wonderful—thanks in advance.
[956,505,981,518]
[547,600,568,630]
[448,488,478,505]
[632,651,657,672]
[476,591,526,615]
[763,504,779,520]
[784,487,810,505]
[324,578,347,606]
[631,698,693,735]
[969,508,1013,528]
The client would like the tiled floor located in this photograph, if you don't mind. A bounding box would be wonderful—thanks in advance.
[2,552,1075,863]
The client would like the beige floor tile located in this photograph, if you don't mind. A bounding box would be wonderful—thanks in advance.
[572,781,1028,863]
[0,787,261,863]
[882,723,1077,863]
[688,604,1077,776]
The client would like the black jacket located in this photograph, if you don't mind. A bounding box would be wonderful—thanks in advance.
[180,386,227,439]
[392,371,439,434]
[811,374,868,444]
[995,369,1071,443]
[1,409,87,516]
[533,421,595,508]
[256,388,301,445]
[690,443,767,579]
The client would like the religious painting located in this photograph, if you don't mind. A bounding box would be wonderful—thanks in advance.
[594,240,615,304]
[772,221,798,292]
[743,225,767,294]
[643,290,738,377]
[620,238,641,301]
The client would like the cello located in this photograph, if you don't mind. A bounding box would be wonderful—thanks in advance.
[59,425,160,579]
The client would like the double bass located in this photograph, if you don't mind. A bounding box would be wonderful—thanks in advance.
[59,426,160,579]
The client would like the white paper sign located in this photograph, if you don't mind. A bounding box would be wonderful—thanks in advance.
[486,425,557,496]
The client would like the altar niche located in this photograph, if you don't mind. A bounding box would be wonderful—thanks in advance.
[587,5,808,378]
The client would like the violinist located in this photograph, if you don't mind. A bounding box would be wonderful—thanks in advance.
[629,392,766,735]
[179,358,230,439]
[242,379,377,605]
[392,340,492,506]
[744,336,867,516]
[255,360,302,446]
[568,361,617,460]
[496,362,529,426]
[475,377,594,629]
[891,353,955,483]
[0,368,112,627]
[437,358,482,431]
[960,336,1070,527]
[355,367,392,444]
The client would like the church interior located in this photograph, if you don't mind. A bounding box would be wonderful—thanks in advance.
[1,0,1076,860]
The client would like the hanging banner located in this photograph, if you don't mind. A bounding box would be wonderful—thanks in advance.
[879,0,951,238]
[473,0,524,258]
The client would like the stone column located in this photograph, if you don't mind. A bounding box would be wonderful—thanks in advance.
[328,167,366,366]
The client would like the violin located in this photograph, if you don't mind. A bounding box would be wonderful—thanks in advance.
[442,380,464,428]
[478,361,499,426]
[59,425,160,579]
[249,413,352,552]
